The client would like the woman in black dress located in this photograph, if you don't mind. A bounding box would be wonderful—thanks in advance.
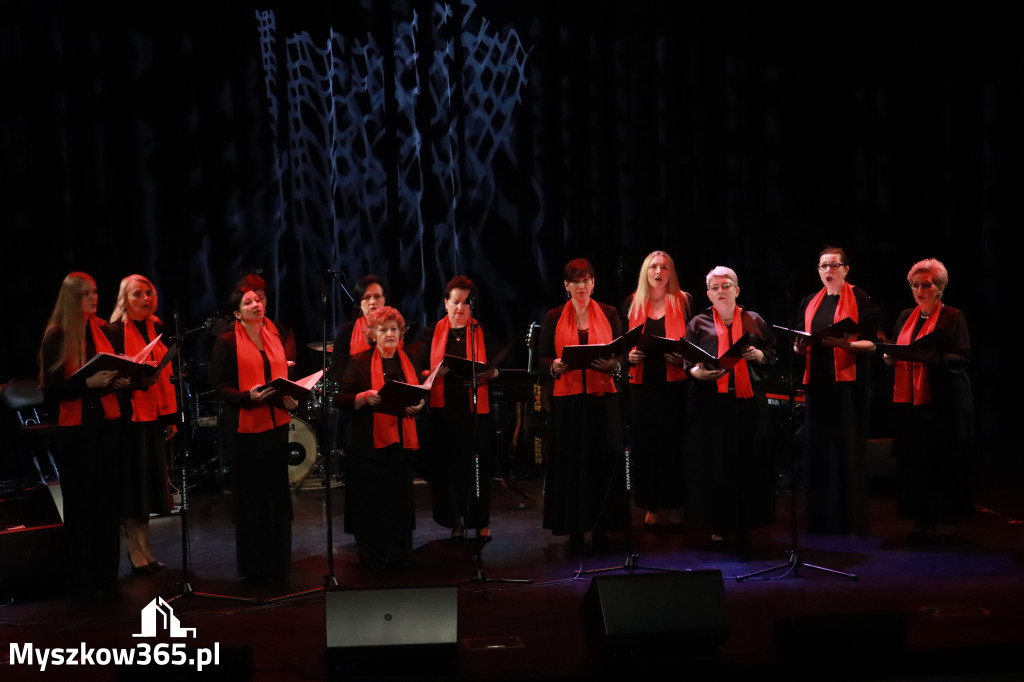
[109,274,176,575]
[539,258,628,550]
[210,287,298,581]
[883,258,973,543]
[39,272,127,597]
[337,306,424,568]
[623,251,692,529]
[421,276,498,542]
[684,266,777,548]
[796,246,879,535]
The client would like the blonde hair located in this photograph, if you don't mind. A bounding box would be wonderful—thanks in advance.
[628,251,690,320]
[110,274,160,324]
[907,258,948,291]
[705,266,739,288]
[41,272,96,378]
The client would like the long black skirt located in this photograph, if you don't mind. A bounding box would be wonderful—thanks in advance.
[229,425,292,581]
[542,393,629,535]
[627,380,687,511]
[344,444,416,567]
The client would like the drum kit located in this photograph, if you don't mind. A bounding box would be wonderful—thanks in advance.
[182,341,343,492]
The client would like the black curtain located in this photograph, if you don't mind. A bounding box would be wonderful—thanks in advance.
[2,3,1019,459]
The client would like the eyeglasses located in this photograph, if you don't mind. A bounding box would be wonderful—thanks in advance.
[707,282,735,292]
[909,281,935,291]
[818,262,846,271]
[361,293,384,302]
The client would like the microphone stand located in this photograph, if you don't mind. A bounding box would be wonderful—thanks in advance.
[736,282,857,582]
[459,292,531,597]
[265,275,344,604]
[167,302,257,603]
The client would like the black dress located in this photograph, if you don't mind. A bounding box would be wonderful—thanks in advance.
[621,313,688,513]
[419,324,494,531]
[890,305,974,527]
[40,322,123,595]
[210,332,292,581]
[110,319,174,520]
[683,308,778,535]
[337,349,421,567]
[538,301,629,537]
[799,286,880,535]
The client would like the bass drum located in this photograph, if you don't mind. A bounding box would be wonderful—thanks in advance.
[287,416,319,486]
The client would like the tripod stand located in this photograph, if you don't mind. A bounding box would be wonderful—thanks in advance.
[579,365,687,577]
[167,303,258,604]
[736,299,857,582]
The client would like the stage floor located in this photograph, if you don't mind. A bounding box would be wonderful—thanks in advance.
[3,456,1024,681]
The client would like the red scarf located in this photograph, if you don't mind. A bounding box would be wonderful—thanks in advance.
[628,297,687,384]
[893,305,941,406]
[553,300,616,397]
[59,315,121,426]
[124,318,176,422]
[349,317,372,355]
[802,281,859,384]
[428,317,489,412]
[371,348,420,449]
[235,321,291,434]
[713,306,753,399]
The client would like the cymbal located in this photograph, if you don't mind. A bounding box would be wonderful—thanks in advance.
[307,341,334,353]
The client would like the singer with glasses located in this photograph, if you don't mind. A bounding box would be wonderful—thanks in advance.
[538,258,629,551]
[883,258,973,544]
[108,274,176,576]
[420,276,498,542]
[795,246,880,535]
[622,251,692,530]
[39,272,129,598]
[684,266,777,549]
[331,275,390,383]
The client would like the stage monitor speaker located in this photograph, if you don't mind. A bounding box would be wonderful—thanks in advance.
[581,570,729,657]
[325,586,458,673]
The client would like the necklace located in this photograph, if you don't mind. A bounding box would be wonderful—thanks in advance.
[451,327,466,343]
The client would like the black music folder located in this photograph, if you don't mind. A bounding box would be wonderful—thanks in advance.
[772,316,859,341]
[560,325,643,371]
[70,335,164,381]
[678,333,751,371]
[375,365,441,417]
[259,369,324,402]
[876,329,957,364]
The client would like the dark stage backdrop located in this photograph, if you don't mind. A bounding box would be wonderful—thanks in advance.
[2,3,1019,459]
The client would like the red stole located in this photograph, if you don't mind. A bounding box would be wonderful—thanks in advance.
[428,317,490,413]
[371,348,420,449]
[553,300,616,397]
[349,317,372,355]
[802,282,859,384]
[235,321,291,434]
[628,298,687,384]
[124,318,176,422]
[59,315,121,426]
[713,306,753,399]
[893,305,941,406]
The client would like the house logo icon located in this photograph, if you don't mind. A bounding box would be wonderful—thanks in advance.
[133,597,197,638]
